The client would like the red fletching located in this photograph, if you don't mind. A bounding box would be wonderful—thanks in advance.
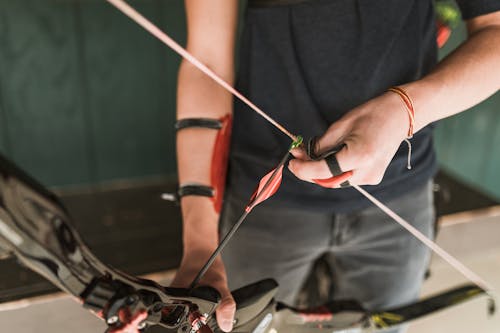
[313,170,353,188]
[246,165,284,212]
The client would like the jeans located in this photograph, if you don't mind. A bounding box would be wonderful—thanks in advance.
[220,181,434,332]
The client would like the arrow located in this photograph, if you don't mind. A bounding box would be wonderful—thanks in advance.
[189,145,297,289]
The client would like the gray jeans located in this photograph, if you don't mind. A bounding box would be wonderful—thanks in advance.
[220,181,434,332]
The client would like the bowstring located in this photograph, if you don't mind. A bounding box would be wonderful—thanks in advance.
[106,0,493,293]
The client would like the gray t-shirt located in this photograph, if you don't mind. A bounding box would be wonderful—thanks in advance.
[227,0,500,213]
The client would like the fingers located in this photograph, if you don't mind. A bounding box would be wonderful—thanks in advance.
[332,144,355,173]
[171,255,235,332]
[288,134,385,187]
[108,309,147,333]
[289,145,331,183]
[288,140,352,186]
[312,170,353,188]
[334,141,387,185]
[288,158,332,182]
[289,147,308,160]
[290,92,413,187]
[216,291,236,332]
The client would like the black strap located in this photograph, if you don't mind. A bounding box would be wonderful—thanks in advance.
[175,118,222,131]
[178,184,214,198]
[307,136,345,161]
[325,154,343,177]
[249,0,310,7]
[307,136,350,188]
[325,154,350,188]
[306,136,321,160]
[162,185,215,204]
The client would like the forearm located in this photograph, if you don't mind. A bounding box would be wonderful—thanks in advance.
[403,23,500,132]
[177,60,233,185]
[174,3,239,319]
[177,61,234,252]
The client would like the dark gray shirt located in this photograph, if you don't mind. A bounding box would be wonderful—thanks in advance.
[227,0,500,213]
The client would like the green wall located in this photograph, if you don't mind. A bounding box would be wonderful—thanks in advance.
[0,0,186,186]
[434,23,500,199]
[0,1,498,199]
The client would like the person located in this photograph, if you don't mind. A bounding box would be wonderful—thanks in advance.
[172,1,500,332]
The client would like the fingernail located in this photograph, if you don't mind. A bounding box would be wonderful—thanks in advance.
[221,319,233,332]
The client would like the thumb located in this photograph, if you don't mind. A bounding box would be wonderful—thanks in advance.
[288,158,331,182]
[216,291,236,332]
[289,147,309,160]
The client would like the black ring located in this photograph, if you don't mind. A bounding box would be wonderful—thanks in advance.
[249,0,310,7]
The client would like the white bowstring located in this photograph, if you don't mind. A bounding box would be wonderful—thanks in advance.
[106,0,493,293]
[352,185,492,291]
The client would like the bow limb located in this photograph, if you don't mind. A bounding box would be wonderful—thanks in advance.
[219,281,494,333]
[368,284,495,330]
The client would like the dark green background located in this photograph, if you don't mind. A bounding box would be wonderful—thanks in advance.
[0,0,498,198]
[435,22,500,200]
[0,0,184,186]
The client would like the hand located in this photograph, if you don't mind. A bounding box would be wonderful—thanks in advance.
[106,309,147,333]
[288,92,410,186]
[171,250,236,332]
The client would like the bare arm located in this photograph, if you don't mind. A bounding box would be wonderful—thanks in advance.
[174,1,238,331]
[407,11,500,132]
[177,0,237,249]
[289,11,500,185]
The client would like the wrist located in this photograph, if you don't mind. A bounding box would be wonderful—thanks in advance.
[387,87,415,138]
[400,79,442,133]
[378,91,413,143]
[181,196,220,252]
[182,244,219,262]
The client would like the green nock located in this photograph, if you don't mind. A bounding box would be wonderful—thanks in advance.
[436,2,460,27]
[290,135,303,150]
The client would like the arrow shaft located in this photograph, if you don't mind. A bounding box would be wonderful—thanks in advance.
[190,151,290,288]
[189,210,250,289]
